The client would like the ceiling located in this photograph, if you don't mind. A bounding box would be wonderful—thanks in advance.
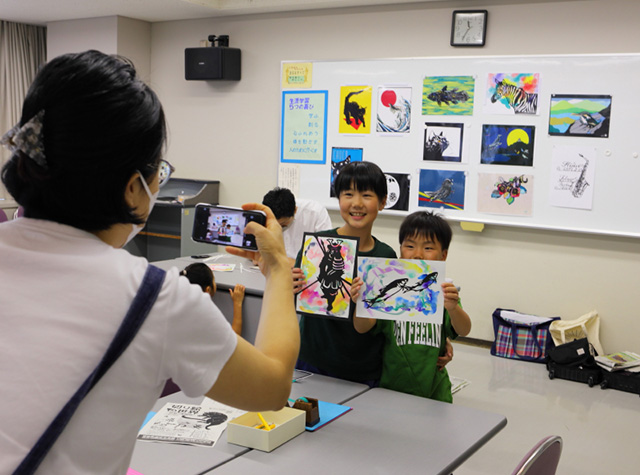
[0,0,451,26]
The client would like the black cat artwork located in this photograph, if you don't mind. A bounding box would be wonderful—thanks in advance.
[343,90,367,130]
[330,155,351,197]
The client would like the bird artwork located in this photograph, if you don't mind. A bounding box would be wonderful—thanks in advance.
[424,178,454,203]
[578,112,599,128]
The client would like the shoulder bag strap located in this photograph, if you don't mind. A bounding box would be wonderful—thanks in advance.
[14,265,166,475]
[510,322,543,359]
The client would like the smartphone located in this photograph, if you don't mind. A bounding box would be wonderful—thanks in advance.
[192,204,266,251]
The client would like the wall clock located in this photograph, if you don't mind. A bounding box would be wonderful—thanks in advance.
[451,10,488,47]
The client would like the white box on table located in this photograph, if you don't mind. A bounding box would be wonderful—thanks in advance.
[227,407,305,452]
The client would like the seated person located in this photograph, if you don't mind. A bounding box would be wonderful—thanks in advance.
[181,263,245,335]
[262,187,332,262]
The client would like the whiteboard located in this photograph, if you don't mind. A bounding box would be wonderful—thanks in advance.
[279,54,640,238]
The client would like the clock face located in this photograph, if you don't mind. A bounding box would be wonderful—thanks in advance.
[452,11,486,46]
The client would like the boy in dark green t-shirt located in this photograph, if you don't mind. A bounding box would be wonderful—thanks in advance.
[294,161,395,386]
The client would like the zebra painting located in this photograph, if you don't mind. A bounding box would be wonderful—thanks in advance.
[491,79,538,114]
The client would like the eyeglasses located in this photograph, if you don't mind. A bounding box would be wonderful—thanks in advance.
[157,159,175,187]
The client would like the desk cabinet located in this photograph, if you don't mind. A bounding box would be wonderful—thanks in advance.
[126,178,219,261]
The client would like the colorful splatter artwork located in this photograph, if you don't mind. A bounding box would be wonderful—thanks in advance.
[296,232,359,319]
[356,257,445,324]
[485,73,540,115]
[422,76,475,116]
[477,173,534,216]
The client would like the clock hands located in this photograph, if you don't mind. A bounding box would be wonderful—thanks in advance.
[462,20,471,41]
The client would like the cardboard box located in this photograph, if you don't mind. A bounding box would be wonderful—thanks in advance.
[227,407,305,452]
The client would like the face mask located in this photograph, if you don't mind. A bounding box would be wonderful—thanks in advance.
[124,171,159,247]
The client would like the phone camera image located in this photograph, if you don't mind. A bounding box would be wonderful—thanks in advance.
[192,205,264,251]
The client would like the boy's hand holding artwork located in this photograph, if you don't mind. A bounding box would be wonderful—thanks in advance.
[351,276,378,334]
[441,280,472,337]
[292,267,305,293]
[436,338,454,371]
[441,281,460,313]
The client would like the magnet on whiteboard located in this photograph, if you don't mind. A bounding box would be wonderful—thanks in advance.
[605,150,612,156]
[633,152,639,159]
[460,222,485,232]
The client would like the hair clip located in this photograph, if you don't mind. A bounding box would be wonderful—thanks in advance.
[0,110,47,169]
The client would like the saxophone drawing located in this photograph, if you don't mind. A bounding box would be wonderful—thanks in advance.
[572,153,589,198]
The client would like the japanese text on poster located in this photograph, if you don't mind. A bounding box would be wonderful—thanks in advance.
[281,90,327,164]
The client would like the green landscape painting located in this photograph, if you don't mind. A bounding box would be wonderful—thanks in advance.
[549,94,611,137]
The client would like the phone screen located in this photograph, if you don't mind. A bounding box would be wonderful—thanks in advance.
[192,205,266,250]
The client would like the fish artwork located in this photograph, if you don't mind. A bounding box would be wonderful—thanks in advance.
[427,85,469,106]
[357,257,446,324]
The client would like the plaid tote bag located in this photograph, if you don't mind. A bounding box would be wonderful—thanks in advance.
[491,309,560,363]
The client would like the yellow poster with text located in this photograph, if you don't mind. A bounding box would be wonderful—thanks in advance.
[282,62,313,89]
[339,86,372,134]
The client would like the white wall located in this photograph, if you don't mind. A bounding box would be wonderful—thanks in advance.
[47,16,118,59]
[45,0,640,352]
[47,16,151,80]
[147,0,640,352]
[117,17,151,82]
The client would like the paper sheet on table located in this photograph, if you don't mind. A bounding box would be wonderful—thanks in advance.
[137,398,245,448]
[450,376,470,395]
[208,263,236,272]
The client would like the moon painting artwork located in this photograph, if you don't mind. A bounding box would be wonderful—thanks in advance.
[480,124,536,166]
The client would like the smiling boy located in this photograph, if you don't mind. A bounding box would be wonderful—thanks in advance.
[294,161,396,386]
[354,211,471,402]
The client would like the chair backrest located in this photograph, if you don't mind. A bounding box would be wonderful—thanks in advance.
[0,209,8,223]
[14,206,24,218]
[512,435,563,475]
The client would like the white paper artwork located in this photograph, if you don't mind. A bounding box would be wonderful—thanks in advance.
[549,145,596,210]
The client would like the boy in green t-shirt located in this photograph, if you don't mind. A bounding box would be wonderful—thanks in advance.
[354,211,471,402]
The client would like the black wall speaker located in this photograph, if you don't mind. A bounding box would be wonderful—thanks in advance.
[185,47,241,81]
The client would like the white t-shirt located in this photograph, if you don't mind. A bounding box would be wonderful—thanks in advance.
[283,199,332,259]
[0,218,237,474]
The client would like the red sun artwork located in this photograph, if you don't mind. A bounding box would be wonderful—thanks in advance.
[380,89,397,107]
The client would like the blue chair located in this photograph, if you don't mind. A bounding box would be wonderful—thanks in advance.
[512,435,563,475]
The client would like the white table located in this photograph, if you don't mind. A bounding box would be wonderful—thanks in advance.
[130,374,368,474]
[212,388,507,475]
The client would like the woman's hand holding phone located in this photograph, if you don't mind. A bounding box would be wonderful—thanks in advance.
[225,203,289,276]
